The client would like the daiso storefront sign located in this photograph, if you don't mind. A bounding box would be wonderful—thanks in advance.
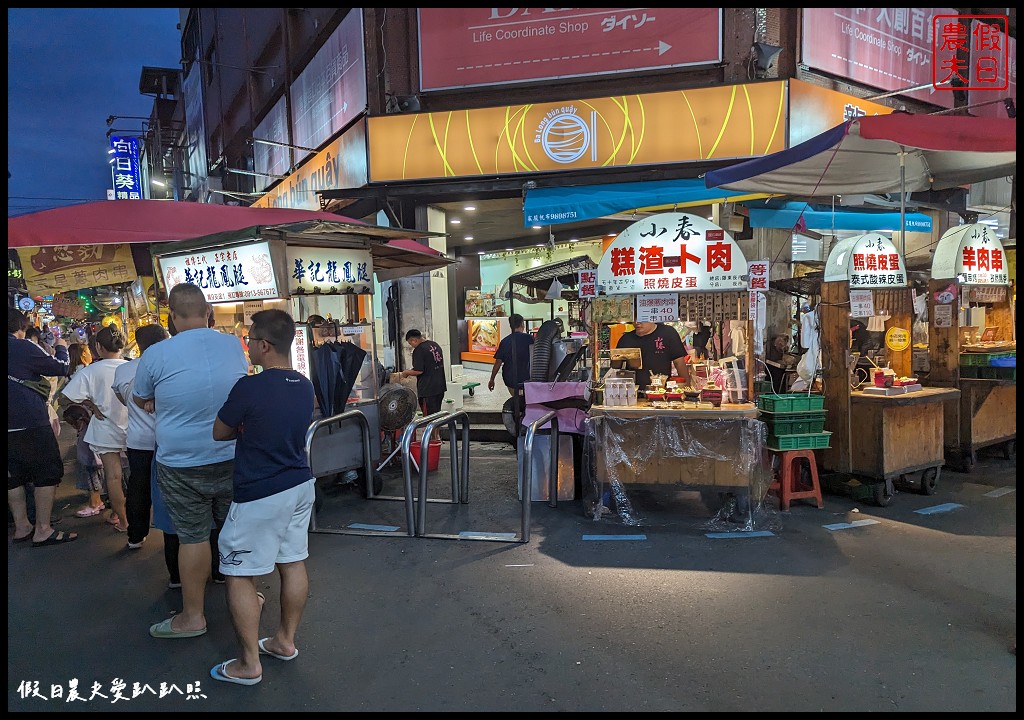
[596,212,747,294]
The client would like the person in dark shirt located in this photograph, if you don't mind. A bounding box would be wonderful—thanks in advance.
[401,329,447,415]
[614,321,689,388]
[212,309,316,685]
[488,313,534,395]
[7,308,77,546]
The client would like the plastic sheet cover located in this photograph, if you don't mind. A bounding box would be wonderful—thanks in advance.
[582,414,778,532]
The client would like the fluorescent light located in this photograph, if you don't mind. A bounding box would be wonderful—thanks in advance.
[450,218,461,224]
[464,205,476,211]
[464,235,474,241]
[532,225,542,230]
[477,251,485,255]
[151,179,166,187]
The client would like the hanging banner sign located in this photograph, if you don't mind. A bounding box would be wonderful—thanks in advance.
[290,324,312,380]
[824,233,907,288]
[18,244,138,296]
[634,294,679,323]
[51,294,87,320]
[968,286,1007,303]
[930,223,1009,285]
[578,269,597,299]
[849,289,875,317]
[747,260,769,292]
[285,246,374,295]
[108,135,143,200]
[159,241,281,302]
[596,212,747,295]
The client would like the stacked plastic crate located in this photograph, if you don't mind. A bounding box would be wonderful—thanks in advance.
[757,393,831,450]
[959,351,1016,381]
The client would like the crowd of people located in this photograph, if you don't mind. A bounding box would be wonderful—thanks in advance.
[7,287,318,686]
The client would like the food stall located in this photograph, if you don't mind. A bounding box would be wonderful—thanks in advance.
[926,223,1015,470]
[149,220,455,485]
[582,212,770,528]
[818,233,959,505]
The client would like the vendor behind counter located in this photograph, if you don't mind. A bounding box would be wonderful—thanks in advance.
[614,321,690,388]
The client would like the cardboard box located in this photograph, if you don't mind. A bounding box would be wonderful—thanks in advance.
[389,372,419,397]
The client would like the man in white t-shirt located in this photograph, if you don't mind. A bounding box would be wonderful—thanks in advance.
[112,323,168,550]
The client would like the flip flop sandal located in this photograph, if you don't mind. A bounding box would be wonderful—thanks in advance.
[149,617,207,639]
[13,532,34,544]
[32,530,79,548]
[210,660,261,685]
[258,637,299,661]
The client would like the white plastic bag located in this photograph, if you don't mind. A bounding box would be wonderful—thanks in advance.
[546,277,563,300]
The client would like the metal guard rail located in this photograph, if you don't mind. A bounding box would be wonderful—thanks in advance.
[410,410,472,538]
[520,410,560,543]
[399,410,453,535]
[305,409,398,537]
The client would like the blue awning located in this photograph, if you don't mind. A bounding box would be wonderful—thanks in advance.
[747,201,932,233]
[523,178,768,227]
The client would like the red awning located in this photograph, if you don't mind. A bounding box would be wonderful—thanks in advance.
[7,200,366,248]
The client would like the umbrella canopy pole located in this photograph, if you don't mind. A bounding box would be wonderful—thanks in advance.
[899,150,906,257]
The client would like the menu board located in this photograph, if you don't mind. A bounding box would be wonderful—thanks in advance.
[592,296,634,324]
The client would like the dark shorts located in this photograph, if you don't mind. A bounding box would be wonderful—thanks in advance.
[8,426,65,489]
[419,394,444,416]
[155,459,234,545]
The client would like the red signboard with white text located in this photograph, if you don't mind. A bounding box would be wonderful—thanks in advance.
[417,8,721,91]
[802,8,955,108]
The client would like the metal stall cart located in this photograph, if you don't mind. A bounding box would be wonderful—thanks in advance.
[151,219,454,497]
[926,223,1015,470]
[818,233,958,505]
[584,212,767,528]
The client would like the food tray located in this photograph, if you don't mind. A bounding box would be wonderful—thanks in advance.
[757,393,826,413]
[767,432,832,450]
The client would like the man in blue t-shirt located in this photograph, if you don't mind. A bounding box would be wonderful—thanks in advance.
[210,308,315,686]
[134,283,248,640]
[488,313,534,395]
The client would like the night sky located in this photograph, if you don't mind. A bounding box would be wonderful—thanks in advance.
[7,8,182,217]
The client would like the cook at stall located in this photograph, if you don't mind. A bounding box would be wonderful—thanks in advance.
[613,321,690,388]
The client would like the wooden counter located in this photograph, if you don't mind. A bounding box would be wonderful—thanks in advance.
[949,379,1016,466]
[849,387,960,480]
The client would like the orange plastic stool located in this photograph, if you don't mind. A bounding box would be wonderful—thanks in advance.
[768,449,823,511]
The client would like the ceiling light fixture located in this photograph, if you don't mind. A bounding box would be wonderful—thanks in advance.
[450,218,461,224]
[532,225,542,230]
[464,235,474,241]
[464,205,476,211]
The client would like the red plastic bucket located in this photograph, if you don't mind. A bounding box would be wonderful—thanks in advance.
[410,438,442,472]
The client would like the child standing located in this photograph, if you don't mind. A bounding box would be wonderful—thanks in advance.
[63,404,106,516]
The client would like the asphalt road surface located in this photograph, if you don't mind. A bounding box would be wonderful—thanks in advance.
[8,434,1016,712]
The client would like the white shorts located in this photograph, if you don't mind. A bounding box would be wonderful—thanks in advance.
[218,480,316,577]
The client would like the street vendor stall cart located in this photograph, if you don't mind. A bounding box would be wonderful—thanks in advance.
[583,212,769,527]
[819,233,958,505]
[926,223,1015,471]
[148,217,454,495]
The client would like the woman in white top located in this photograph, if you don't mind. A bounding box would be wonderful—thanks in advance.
[61,325,130,532]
